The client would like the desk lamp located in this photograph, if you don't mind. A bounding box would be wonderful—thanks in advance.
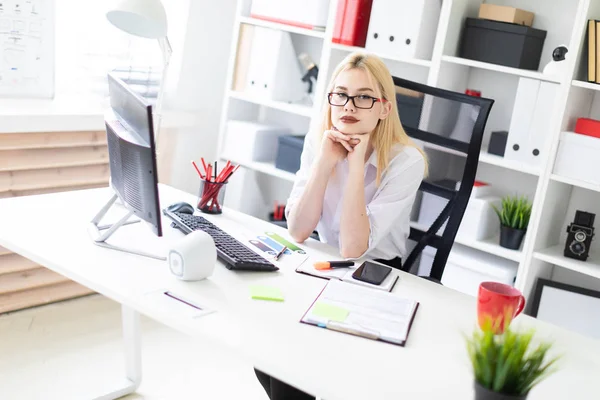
[106,0,172,141]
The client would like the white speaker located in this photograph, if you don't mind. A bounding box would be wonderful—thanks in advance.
[167,230,217,281]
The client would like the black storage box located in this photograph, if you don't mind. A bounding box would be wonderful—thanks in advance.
[488,130,508,157]
[459,18,547,70]
[275,135,305,173]
[396,93,424,129]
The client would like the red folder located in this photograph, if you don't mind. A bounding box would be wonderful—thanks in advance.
[575,117,600,139]
[332,0,373,48]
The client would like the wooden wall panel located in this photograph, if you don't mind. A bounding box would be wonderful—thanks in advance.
[0,130,107,314]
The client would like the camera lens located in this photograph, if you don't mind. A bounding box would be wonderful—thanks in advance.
[574,231,587,242]
[570,241,585,255]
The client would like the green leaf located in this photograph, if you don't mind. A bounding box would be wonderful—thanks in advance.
[466,325,560,395]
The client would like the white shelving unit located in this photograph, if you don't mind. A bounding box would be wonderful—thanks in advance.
[217,0,600,301]
[228,90,314,117]
[571,79,600,91]
[441,55,562,83]
[534,245,600,280]
[410,221,522,262]
[238,16,327,39]
[331,43,433,68]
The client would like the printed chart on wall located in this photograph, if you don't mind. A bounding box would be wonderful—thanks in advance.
[0,0,54,97]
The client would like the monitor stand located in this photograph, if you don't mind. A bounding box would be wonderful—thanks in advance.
[88,193,166,261]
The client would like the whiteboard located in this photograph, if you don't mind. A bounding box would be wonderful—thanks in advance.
[0,0,54,98]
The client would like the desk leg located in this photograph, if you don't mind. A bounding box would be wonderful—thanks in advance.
[93,305,142,400]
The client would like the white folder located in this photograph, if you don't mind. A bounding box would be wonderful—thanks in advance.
[505,78,539,164]
[245,27,306,102]
[526,82,559,167]
[506,78,558,167]
[365,0,441,60]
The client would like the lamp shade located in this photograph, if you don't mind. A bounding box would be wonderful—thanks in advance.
[106,0,167,39]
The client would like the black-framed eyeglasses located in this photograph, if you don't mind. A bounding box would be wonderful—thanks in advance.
[327,92,387,109]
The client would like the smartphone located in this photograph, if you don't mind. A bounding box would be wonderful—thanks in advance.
[351,261,392,285]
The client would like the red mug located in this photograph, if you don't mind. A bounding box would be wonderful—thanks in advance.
[477,282,525,334]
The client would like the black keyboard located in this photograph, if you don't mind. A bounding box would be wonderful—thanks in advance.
[163,210,279,272]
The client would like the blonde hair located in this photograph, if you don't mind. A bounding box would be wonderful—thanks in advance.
[317,52,428,185]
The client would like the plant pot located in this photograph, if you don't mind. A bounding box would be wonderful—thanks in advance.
[474,381,528,400]
[499,225,526,250]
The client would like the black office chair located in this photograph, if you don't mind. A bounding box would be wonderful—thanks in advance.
[392,76,494,282]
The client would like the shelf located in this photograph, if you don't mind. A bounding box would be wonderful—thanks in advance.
[455,233,522,262]
[572,80,600,91]
[330,43,432,67]
[551,174,600,193]
[534,245,600,280]
[441,56,562,83]
[238,16,325,39]
[221,156,296,182]
[410,221,522,262]
[228,91,314,117]
[478,151,541,176]
[422,142,540,176]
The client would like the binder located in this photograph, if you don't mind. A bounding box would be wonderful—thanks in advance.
[588,19,596,83]
[300,280,419,346]
[244,27,306,102]
[505,77,539,164]
[506,78,558,167]
[526,81,558,167]
[232,24,254,91]
[332,0,374,47]
[365,0,441,60]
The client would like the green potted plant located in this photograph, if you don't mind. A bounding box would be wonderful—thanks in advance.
[492,195,532,250]
[466,322,560,400]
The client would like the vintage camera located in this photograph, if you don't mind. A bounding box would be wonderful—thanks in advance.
[564,211,595,261]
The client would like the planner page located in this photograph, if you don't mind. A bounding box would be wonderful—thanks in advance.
[302,280,418,345]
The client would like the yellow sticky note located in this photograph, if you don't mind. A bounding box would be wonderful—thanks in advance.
[249,285,284,302]
[312,302,349,322]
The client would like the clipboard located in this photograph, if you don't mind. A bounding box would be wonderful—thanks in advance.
[300,280,419,347]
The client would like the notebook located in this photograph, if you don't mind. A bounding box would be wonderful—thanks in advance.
[295,259,399,292]
[300,280,419,346]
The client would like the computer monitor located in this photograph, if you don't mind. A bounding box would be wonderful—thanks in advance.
[88,72,163,260]
[105,72,162,236]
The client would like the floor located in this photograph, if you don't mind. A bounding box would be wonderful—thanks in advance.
[0,294,269,400]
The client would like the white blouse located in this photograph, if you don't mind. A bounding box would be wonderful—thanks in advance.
[285,134,425,261]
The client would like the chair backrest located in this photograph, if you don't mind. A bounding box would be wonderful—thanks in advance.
[392,76,494,281]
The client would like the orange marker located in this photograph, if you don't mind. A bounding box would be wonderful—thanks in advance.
[314,261,355,270]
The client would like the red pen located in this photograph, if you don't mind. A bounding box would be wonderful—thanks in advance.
[221,164,239,183]
[192,161,204,179]
[216,161,232,183]
[201,158,208,177]
[219,161,232,182]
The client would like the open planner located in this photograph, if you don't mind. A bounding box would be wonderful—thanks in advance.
[301,280,419,346]
[296,260,399,292]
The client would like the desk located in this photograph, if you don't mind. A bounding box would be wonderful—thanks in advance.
[0,184,599,399]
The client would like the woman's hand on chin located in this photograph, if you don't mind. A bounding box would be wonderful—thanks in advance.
[319,129,360,167]
[346,134,371,165]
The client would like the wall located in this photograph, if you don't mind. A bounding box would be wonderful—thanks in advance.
[160,0,238,195]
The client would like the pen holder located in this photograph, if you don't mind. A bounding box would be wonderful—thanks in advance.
[197,180,227,214]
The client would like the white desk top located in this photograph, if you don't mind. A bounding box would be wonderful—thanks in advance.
[0,184,599,399]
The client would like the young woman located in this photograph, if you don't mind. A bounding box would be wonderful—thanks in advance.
[254,52,427,400]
